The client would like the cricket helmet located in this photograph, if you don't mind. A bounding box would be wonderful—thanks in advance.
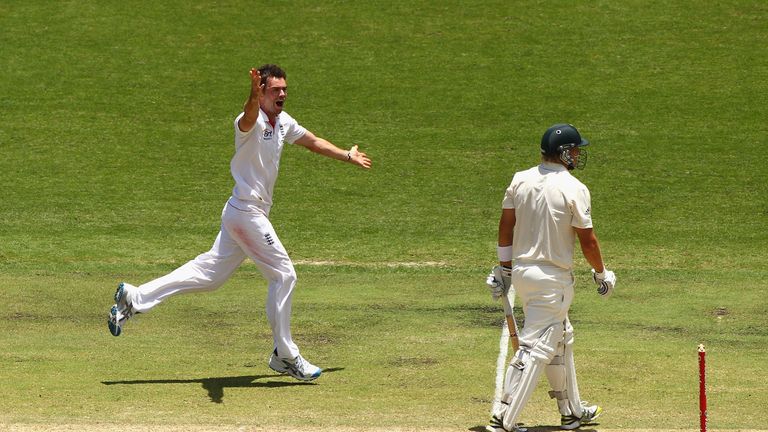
[540,123,590,170]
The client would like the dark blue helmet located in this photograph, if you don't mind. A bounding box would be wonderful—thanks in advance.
[540,123,590,170]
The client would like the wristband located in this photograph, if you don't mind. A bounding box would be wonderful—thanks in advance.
[346,151,351,161]
[497,245,513,262]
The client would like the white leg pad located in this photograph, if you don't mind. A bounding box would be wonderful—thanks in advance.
[495,323,564,430]
[545,320,583,417]
[545,340,570,415]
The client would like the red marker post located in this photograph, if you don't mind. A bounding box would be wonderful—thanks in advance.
[698,344,707,432]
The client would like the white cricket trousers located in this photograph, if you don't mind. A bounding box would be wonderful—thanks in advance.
[512,263,574,348]
[131,200,301,358]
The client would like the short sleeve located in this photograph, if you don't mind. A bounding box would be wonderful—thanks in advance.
[501,175,518,209]
[569,185,593,229]
[283,114,307,144]
[234,112,260,138]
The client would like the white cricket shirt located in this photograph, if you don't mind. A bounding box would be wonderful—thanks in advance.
[502,161,593,270]
[229,109,306,212]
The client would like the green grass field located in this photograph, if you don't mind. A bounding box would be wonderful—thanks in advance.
[1,0,767,430]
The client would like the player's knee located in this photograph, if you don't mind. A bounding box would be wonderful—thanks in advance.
[265,258,296,284]
[286,273,297,289]
[529,322,565,363]
[276,265,297,288]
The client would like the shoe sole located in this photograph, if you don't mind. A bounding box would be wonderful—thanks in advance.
[271,365,322,382]
[107,283,128,337]
[269,360,322,381]
[561,407,603,430]
[286,369,322,382]
[108,305,121,337]
[561,415,580,430]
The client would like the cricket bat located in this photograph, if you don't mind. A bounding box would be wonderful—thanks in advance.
[500,291,520,353]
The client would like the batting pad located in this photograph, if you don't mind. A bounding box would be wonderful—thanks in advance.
[498,323,563,430]
[545,323,583,417]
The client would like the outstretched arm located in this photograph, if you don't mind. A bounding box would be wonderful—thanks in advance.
[238,68,264,133]
[293,130,372,169]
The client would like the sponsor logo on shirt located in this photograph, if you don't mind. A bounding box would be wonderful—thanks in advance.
[264,233,275,246]
[263,129,273,140]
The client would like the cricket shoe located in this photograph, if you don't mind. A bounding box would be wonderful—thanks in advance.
[560,403,602,430]
[268,349,322,381]
[485,415,527,432]
[107,282,138,337]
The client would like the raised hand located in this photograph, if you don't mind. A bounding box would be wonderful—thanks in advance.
[249,68,265,100]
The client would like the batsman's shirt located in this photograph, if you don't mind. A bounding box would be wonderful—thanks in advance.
[230,109,306,211]
[502,161,593,270]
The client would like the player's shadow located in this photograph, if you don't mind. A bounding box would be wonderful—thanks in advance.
[102,367,344,404]
[469,426,597,432]
[524,427,596,432]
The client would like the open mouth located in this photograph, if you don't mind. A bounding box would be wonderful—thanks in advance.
[276,100,285,108]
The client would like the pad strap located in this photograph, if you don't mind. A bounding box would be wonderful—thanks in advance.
[549,390,567,400]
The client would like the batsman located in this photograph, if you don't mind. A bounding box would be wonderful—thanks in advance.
[485,124,616,432]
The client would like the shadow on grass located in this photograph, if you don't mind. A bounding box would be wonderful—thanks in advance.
[525,427,597,432]
[468,425,598,432]
[102,367,344,403]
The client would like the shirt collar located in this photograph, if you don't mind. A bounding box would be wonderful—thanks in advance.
[540,161,568,172]
[258,108,280,128]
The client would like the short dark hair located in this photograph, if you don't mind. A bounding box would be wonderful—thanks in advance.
[257,64,286,87]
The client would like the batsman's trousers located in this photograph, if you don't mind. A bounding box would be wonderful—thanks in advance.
[130,199,301,358]
[513,262,574,348]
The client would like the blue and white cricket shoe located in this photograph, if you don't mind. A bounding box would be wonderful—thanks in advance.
[107,282,137,337]
[268,349,322,381]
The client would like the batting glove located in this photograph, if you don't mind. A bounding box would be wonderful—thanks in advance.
[486,265,512,301]
[592,268,616,298]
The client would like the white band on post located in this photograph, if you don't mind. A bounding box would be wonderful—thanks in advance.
[497,245,513,262]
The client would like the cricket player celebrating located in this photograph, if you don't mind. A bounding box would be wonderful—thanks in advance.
[107,64,372,382]
[486,124,616,431]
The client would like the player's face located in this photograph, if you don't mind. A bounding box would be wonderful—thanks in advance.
[261,76,287,116]
[569,147,580,164]
[568,146,588,170]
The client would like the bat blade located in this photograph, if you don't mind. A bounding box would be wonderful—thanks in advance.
[500,292,520,353]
